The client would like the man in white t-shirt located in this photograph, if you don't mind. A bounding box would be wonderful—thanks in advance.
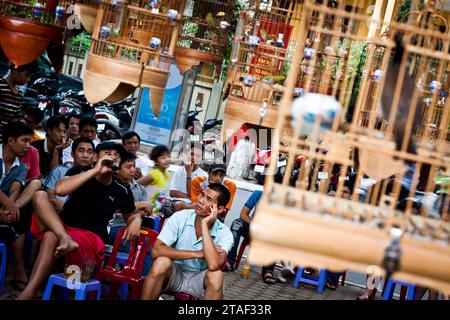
[170,144,207,207]
[122,131,152,179]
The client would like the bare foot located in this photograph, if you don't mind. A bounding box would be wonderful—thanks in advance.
[55,236,79,257]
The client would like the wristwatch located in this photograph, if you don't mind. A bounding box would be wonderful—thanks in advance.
[187,176,192,179]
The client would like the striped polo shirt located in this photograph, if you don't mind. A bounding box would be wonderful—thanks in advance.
[0,79,24,141]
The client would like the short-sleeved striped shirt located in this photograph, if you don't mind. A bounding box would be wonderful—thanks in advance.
[0,79,23,140]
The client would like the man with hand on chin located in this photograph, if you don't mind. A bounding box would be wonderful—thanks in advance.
[141,183,233,300]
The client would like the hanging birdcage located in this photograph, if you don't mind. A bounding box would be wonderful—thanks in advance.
[83,0,187,116]
[248,0,450,294]
[0,0,70,66]
[74,0,102,33]
[221,0,303,143]
[175,0,235,76]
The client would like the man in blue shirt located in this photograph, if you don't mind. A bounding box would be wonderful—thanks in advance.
[0,121,35,290]
[141,183,233,300]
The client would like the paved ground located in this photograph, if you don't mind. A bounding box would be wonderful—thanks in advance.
[0,257,365,300]
[221,265,363,300]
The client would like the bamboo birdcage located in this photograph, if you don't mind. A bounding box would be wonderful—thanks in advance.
[248,0,450,294]
[0,0,70,66]
[83,0,187,116]
[175,0,235,76]
[221,0,304,143]
[74,0,102,33]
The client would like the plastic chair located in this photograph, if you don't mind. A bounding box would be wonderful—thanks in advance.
[0,242,6,293]
[42,273,101,300]
[234,238,250,270]
[382,278,416,300]
[96,227,158,300]
[104,251,129,266]
[102,251,130,300]
[293,267,327,294]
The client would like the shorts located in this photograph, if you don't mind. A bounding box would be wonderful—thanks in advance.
[162,262,208,299]
[30,214,105,267]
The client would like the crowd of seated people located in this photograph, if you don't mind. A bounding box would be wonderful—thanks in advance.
[0,95,240,300]
[0,61,446,300]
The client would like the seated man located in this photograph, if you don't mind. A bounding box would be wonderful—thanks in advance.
[122,131,152,179]
[31,115,70,178]
[141,184,233,300]
[0,121,39,290]
[42,137,95,212]
[62,117,99,166]
[170,143,207,210]
[18,141,141,300]
[108,150,153,275]
[224,176,277,284]
[190,164,236,220]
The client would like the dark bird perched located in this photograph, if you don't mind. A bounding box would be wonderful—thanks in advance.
[379,34,423,154]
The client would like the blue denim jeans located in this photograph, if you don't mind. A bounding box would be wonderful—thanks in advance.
[227,219,250,266]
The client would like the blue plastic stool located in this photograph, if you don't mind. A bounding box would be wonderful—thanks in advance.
[0,242,6,293]
[293,267,327,294]
[42,273,102,300]
[153,216,160,233]
[100,281,129,300]
[382,278,416,300]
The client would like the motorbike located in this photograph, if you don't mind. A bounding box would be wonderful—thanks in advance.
[185,107,223,164]
[253,147,305,186]
[23,79,66,126]
[95,97,135,141]
[57,90,96,119]
[23,71,83,126]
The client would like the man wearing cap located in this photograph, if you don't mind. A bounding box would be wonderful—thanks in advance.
[18,141,140,300]
[190,164,237,220]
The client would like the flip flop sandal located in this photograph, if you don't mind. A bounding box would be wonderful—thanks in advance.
[263,272,276,285]
[326,282,338,290]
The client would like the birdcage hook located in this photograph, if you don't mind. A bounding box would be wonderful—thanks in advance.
[382,226,403,280]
